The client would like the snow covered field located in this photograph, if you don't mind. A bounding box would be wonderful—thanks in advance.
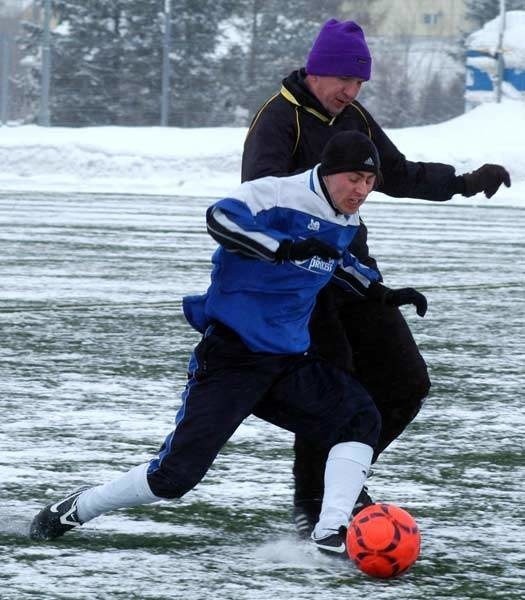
[0,102,524,598]
[0,100,524,205]
[0,188,523,599]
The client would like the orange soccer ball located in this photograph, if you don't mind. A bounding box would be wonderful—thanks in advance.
[347,503,421,578]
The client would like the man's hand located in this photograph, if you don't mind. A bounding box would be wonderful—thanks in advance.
[368,282,427,317]
[276,238,341,261]
[383,287,427,317]
[462,164,511,198]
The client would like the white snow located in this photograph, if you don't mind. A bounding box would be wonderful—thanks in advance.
[0,99,524,206]
[467,10,525,70]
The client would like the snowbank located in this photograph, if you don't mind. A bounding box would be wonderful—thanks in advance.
[0,100,523,206]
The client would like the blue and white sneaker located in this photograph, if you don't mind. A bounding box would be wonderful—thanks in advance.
[30,487,89,541]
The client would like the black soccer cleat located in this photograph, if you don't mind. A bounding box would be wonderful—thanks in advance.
[292,499,321,539]
[30,488,89,541]
[352,485,373,517]
[311,525,348,558]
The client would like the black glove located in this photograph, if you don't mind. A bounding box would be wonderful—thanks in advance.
[368,282,427,317]
[275,238,341,261]
[462,164,511,198]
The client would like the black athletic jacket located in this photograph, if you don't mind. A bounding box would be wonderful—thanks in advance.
[242,69,465,200]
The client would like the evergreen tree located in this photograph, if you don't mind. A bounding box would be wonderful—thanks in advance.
[15,18,42,123]
[219,0,341,119]
[117,0,165,125]
[49,0,127,125]
[168,0,237,126]
[18,0,473,128]
[19,0,232,126]
[418,72,464,125]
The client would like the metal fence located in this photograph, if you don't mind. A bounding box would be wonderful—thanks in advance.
[0,0,521,128]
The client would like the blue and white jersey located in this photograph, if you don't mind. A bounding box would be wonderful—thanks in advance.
[183,165,380,354]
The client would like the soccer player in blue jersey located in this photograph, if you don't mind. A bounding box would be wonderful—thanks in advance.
[30,131,427,555]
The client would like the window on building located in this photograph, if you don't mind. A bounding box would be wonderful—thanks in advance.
[423,13,442,26]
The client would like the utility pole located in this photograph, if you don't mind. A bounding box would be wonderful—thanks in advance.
[1,36,9,125]
[496,0,506,103]
[160,0,172,126]
[39,0,52,126]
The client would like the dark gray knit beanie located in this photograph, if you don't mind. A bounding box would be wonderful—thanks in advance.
[320,131,380,176]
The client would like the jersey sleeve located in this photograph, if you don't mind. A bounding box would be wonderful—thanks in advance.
[206,181,289,262]
[331,249,382,297]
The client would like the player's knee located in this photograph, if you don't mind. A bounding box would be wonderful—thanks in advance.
[383,347,431,407]
[384,360,430,422]
[403,366,431,423]
[336,401,381,450]
[412,364,431,402]
[147,466,205,499]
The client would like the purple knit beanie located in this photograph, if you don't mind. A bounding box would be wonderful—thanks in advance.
[306,19,372,80]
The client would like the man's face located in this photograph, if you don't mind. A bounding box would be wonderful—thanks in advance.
[323,171,376,215]
[306,75,364,115]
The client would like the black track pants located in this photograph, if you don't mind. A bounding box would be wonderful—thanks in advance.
[293,290,430,506]
[147,324,380,499]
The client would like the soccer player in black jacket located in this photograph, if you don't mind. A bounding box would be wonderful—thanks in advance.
[241,18,511,538]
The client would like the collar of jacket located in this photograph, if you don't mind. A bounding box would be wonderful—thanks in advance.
[280,85,337,125]
[280,69,338,125]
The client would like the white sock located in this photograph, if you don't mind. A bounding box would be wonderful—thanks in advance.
[76,463,162,523]
[313,441,373,538]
